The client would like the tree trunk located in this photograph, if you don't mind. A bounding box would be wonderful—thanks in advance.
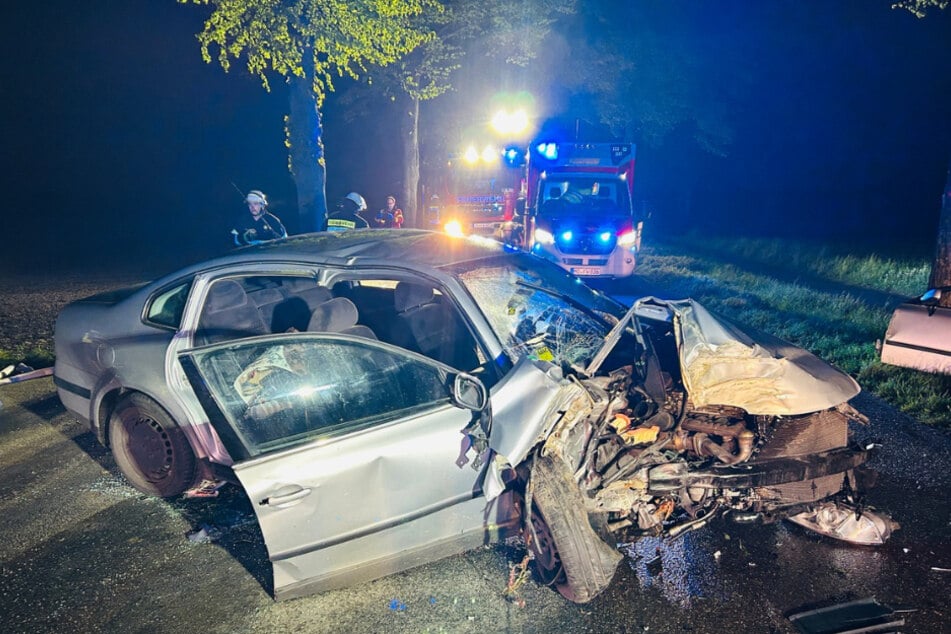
[928,156,951,306]
[399,95,420,228]
[287,68,328,232]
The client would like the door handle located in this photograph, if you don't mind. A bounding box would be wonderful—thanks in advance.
[260,486,312,507]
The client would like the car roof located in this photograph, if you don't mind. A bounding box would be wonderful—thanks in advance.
[158,230,510,285]
[250,229,506,266]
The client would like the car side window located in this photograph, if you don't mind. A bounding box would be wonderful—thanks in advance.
[145,279,193,329]
[194,274,326,345]
[185,335,452,458]
[334,278,490,378]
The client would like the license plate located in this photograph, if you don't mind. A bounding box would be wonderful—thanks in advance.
[473,222,495,229]
[572,267,602,276]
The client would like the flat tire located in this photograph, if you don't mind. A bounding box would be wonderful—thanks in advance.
[109,393,196,497]
[528,455,622,603]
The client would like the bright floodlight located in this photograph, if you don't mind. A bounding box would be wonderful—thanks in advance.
[444,220,464,237]
[463,145,480,164]
[491,108,529,135]
[481,145,498,163]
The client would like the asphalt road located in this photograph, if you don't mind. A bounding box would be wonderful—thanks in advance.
[1,372,948,634]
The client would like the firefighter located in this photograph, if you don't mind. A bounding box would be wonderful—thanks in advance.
[373,195,404,228]
[231,189,287,246]
[327,192,371,231]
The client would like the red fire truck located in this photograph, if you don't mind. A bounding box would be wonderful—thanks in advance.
[431,145,525,241]
[520,141,642,278]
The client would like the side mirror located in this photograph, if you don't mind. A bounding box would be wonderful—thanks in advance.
[452,372,488,412]
[920,288,942,305]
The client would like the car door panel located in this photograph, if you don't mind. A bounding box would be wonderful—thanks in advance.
[179,334,512,600]
[236,413,504,599]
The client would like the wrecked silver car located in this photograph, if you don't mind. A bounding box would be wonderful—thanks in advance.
[54,230,892,602]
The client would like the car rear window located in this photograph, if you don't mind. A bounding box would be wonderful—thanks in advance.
[145,279,193,329]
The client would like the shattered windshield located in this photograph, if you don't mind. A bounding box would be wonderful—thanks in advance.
[447,254,623,368]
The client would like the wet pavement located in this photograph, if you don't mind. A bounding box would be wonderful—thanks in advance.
[1,378,949,633]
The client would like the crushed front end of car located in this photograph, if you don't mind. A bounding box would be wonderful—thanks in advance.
[503,296,896,602]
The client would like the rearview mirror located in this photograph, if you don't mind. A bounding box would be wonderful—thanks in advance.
[452,373,488,411]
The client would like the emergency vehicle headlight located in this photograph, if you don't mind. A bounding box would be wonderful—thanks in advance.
[617,230,638,247]
[534,228,555,245]
[597,231,613,244]
[559,230,574,243]
[445,220,464,237]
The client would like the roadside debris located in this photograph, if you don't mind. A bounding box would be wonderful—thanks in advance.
[186,524,222,544]
[502,553,532,608]
[0,363,53,386]
[183,479,227,499]
[880,288,951,375]
[787,597,908,634]
[786,502,898,546]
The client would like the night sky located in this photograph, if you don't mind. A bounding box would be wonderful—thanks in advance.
[3,1,950,272]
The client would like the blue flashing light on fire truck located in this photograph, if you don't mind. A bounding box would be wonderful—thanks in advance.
[520,141,642,278]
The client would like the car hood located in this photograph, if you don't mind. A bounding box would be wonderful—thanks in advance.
[636,297,860,416]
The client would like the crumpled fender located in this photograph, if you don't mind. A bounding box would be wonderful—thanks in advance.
[483,356,577,500]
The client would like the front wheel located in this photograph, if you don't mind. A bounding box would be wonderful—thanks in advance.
[527,455,622,603]
[109,393,196,497]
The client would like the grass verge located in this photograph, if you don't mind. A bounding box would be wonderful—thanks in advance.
[0,347,55,372]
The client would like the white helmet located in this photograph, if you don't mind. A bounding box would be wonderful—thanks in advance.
[345,192,367,211]
[245,190,267,206]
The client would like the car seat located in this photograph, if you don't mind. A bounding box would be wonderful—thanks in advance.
[391,281,478,369]
[271,286,332,333]
[308,297,376,339]
[196,279,269,345]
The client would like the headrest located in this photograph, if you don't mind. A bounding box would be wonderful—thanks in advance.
[249,287,283,305]
[282,277,320,293]
[394,282,434,313]
[294,286,333,308]
[205,280,248,312]
[308,297,360,332]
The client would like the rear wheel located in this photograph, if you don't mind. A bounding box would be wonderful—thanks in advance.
[109,393,196,497]
[527,455,622,603]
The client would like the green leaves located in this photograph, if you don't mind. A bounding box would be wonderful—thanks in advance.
[892,0,949,18]
[179,0,438,104]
